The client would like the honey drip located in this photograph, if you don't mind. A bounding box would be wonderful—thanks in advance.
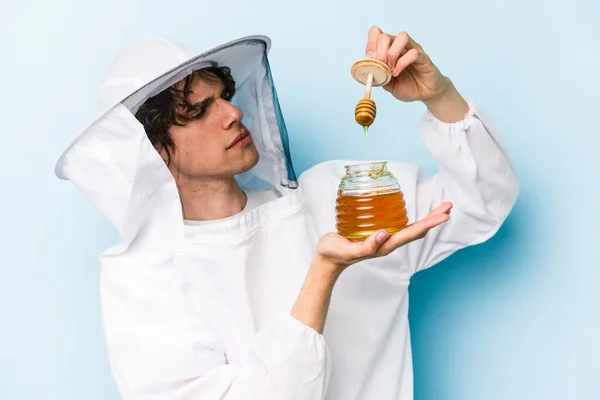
[363,125,369,160]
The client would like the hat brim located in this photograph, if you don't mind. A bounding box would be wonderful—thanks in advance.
[55,35,271,179]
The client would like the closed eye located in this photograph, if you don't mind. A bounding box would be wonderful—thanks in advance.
[187,87,232,120]
[187,97,214,120]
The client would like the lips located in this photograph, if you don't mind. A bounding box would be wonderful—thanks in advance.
[226,130,252,150]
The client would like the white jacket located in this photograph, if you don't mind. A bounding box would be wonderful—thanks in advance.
[55,36,519,400]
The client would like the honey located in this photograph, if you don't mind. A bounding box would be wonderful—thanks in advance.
[336,191,408,240]
[335,161,409,241]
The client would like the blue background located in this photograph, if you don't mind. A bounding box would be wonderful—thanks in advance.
[2,0,599,399]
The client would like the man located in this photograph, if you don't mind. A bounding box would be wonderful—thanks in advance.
[56,28,519,400]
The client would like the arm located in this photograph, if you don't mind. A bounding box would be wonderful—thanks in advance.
[407,95,519,273]
[101,259,331,400]
[364,27,519,273]
[101,213,449,399]
[291,256,341,334]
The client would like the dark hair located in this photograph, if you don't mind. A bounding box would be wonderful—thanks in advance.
[135,66,236,164]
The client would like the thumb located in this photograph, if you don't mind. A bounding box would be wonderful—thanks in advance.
[354,229,390,259]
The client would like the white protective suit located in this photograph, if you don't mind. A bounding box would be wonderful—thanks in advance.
[55,36,519,400]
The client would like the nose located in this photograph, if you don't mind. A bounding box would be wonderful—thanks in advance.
[220,99,244,130]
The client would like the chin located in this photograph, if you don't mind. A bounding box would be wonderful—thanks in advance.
[243,147,260,172]
[233,146,260,175]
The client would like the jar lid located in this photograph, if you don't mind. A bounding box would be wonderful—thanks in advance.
[339,161,401,196]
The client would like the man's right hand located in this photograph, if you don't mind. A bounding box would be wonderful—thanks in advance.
[316,202,453,273]
[290,202,451,334]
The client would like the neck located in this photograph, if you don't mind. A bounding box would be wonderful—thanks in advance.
[176,176,247,221]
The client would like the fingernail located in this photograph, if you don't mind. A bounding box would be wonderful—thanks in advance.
[367,51,375,59]
[376,230,389,243]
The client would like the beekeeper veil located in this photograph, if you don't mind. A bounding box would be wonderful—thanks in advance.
[55,36,298,253]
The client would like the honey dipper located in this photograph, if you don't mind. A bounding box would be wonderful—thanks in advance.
[350,59,392,129]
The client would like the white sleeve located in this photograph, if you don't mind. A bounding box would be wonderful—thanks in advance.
[101,264,331,400]
[405,100,519,274]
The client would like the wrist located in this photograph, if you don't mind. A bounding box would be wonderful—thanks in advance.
[422,78,469,123]
[311,254,344,282]
[290,255,342,334]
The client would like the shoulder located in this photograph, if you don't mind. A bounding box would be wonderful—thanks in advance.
[245,188,282,209]
[298,160,347,182]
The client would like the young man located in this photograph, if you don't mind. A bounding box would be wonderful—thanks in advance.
[56,28,518,400]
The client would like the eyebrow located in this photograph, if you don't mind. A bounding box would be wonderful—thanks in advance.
[190,96,214,110]
[190,86,229,109]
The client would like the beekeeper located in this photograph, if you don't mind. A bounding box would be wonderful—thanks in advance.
[55,27,519,400]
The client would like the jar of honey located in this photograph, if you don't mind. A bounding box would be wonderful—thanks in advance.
[335,161,408,241]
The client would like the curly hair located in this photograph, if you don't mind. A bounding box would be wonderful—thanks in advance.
[135,66,236,165]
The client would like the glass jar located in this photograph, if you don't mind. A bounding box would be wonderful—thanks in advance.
[335,161,408,241]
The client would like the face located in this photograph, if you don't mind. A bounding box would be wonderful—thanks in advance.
[160,75,259,182]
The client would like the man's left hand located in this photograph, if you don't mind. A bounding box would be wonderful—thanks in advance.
[365,27,469,122]
[365,27,450,103]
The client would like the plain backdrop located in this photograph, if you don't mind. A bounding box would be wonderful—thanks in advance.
[1,0,599,399]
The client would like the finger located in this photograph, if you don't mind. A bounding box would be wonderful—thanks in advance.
[386,32,410,72]
[366,26,382,59]
[377,213,449,254]
[392,48,421,77]
[427,202,453,217]
[403,212,449,239]
[376,33,393,68]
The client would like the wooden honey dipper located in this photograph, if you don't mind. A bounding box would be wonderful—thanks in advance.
[351,59,392,129]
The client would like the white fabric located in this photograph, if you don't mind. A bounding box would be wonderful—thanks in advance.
[56,36,519,400]
[184,189,281,226]
[55,37,296,254]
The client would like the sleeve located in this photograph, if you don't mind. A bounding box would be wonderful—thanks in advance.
[100,262,331,400]
[404,100,519,274]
